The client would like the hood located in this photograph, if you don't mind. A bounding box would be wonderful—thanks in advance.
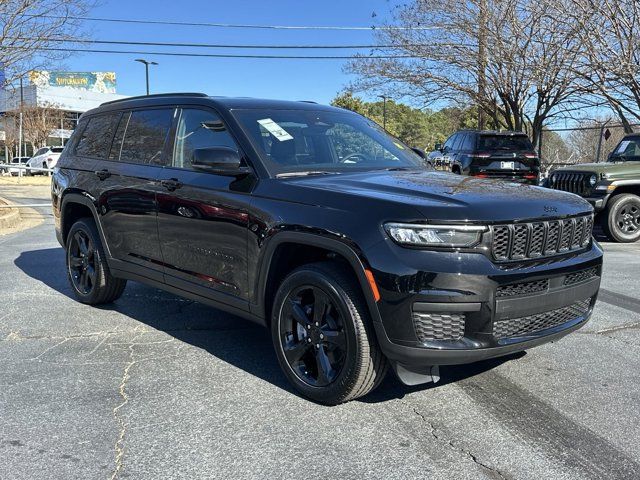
[555,161,639,180]
[280,170,592,223]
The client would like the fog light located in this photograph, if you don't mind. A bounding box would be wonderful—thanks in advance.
[413,312,465,342]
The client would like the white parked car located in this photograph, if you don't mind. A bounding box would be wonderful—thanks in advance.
[4,157,30,176]
[26,146,65,175]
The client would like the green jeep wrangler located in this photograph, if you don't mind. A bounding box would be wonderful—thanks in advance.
[548,134,640,243]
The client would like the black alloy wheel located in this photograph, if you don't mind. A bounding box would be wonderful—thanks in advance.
[68,229,98,295]
[271,262,388,405]
[65,219,127,304]
[278,285,347,387]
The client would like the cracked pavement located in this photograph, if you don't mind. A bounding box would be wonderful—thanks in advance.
[1,185,639,479]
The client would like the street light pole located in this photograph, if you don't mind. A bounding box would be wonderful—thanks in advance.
[134,59,158,95]
[378,95,388,131]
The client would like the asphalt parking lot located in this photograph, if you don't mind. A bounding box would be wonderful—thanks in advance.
[1,184,639,480]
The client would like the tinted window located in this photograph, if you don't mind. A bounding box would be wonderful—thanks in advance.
[173,109,238,169]
[75,113,120,158]
[51,147,64,153]
[109,111,130,160]
[119,109,174,165]
[462,134,475,150]
[478,135,533,151]
[443,134,456,151]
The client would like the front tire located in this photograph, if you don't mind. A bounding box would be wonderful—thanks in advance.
[271,262,387,405]
[66,218,127,304]
[602,194,640,243]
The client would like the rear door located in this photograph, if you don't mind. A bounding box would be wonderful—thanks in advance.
[156,106,253,310]
[89,107,176,281]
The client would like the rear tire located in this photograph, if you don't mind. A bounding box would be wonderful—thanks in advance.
[66,218,127,304]
[602,194,640,243]
[271,261,388,405]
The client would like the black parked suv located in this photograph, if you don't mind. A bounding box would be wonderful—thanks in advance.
[52,94,602,404]
[428,130,540,184]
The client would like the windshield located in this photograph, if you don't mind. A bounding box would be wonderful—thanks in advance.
[232,109,424,176]
[477,135,533,151]
[610,137,640,161]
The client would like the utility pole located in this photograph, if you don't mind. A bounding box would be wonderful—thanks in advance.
[477,0,488,130]
[18,77,24,177]
[135,59,158,95]
[378,95,388,131]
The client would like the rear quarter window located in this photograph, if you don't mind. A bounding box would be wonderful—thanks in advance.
[75,113,121,158]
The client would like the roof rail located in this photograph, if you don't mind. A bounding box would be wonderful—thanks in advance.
[101,92,208,106]
[298,100,318,104]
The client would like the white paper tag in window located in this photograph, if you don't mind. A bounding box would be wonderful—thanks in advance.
[258,118,293,142]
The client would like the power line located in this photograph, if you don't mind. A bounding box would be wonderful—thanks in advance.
[5,37,412,50]
[39,15,436,31]
[3,45,425,60]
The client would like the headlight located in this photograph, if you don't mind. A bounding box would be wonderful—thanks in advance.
[589,174,597,186]
[384,223,487,248]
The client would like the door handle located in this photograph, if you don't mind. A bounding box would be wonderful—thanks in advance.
[161,178,183,191]
[95,169,111,180]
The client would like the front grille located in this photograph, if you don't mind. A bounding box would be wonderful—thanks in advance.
[493,298,591,339]
[564,267,599,286]
[413,312,465,342]
[491,215,593,262]
[496,279,549,297]
[551,172,592,195]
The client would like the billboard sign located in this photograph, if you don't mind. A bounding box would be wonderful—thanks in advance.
[28,71,117,94]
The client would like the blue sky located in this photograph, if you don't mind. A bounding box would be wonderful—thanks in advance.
[62,0,401,103]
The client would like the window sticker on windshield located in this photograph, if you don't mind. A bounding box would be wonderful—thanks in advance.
[257,118,294,142]
[617,140,631,153]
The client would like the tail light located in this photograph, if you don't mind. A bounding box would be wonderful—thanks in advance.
[47,157,53,163]
[471,152,491,159]
[523,173,538,180]
[471,173,488,178]
[523,153,538,159]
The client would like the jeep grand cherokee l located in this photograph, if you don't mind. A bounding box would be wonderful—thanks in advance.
[548,133,640,243]
[429,130,540,184]
[51,94,603,404]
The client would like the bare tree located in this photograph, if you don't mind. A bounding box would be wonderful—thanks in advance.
[2,102,61,155]
[564,0,640,132]
[0,0,92,85]
[347,0,585,145]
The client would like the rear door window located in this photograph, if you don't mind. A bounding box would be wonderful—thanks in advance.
[119,109,174,165]
[75,113,120,159]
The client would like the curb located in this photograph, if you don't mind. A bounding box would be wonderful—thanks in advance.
[0,197,21,230]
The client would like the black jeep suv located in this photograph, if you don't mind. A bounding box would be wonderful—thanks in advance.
[429,130,540,184]
[52,94,602,404]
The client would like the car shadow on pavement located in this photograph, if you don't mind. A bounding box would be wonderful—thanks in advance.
[15,247,525,404]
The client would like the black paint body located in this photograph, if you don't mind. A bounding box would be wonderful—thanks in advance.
[52,95,603,371]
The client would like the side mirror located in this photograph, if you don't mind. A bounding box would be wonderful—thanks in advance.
[434,143,443,152]
[411,147,426,159]
[192,147,247,174]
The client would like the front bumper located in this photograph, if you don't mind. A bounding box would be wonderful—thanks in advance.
[366,240,603,367]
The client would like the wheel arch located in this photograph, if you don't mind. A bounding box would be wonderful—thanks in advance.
[60,192,108,252]
[254,232,382,327]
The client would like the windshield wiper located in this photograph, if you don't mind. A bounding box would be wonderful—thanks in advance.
[383,166,416,171]
[275,171,338,178]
